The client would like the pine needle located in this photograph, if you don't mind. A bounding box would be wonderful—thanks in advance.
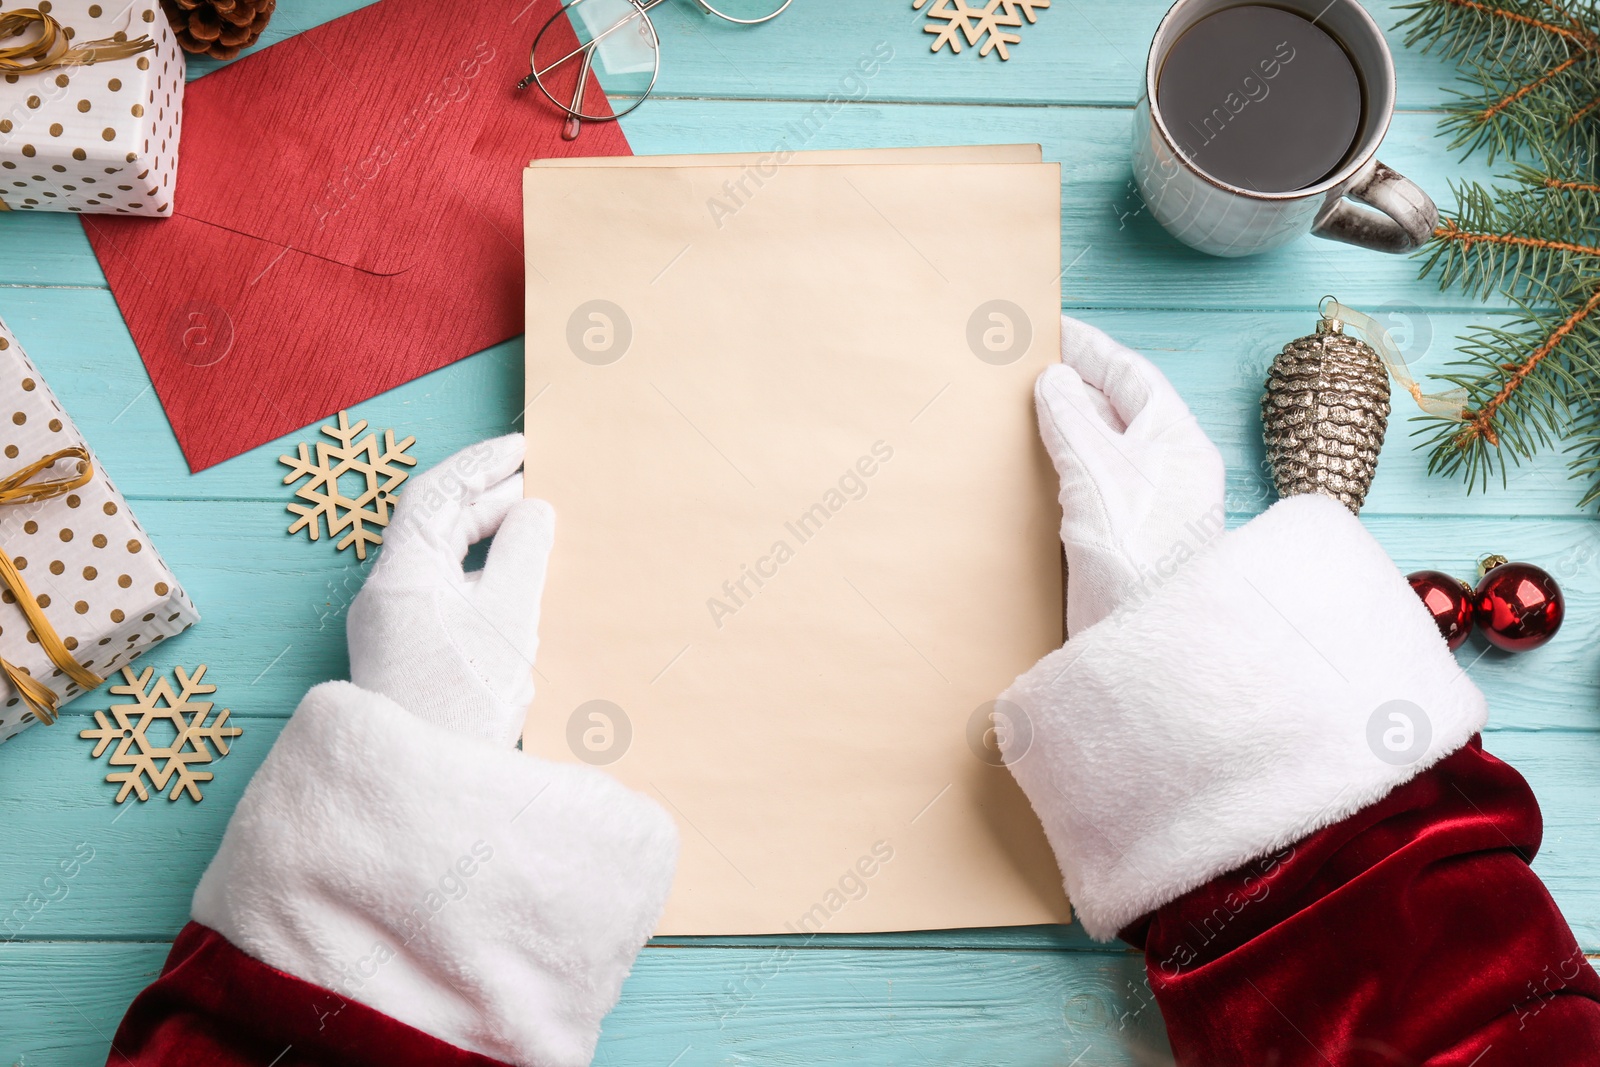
[1397,0,1600,506]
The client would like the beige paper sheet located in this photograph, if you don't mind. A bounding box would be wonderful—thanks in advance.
[528,144,1043,166]
[522,157,1069,934]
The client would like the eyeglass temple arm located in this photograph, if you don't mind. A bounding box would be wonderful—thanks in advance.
[517,0,670,90]
[561,47,595,140]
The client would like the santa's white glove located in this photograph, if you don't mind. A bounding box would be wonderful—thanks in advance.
[1040,315,1226,636]
[347,433,550,748]
[999,322,1488,943]
[196,434,678,1066]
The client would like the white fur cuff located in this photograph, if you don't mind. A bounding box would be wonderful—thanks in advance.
[1001,494,1487,941]
[192,682,678,1067]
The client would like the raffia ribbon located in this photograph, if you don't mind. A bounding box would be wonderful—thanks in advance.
[1324,299,1471,420]
[0,8,155,75]
[0,448,104,725]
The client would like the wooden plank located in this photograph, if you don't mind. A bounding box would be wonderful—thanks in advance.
[0,213,94,286]
[4,710,1600,944]
[0,714,276,942]
[1466,730,1600,951]
[0,942,164,1067]
[620,104,1503,313]
[1,5,1595,1065]
[0,298,1561,511]
[605,944,1172,1067]
[0,105,1503,305]
[1073,309,1576,517]
[2,935,1594,1067]
[9,494,1600,737]
[182,0,1471,112]
[0,940,1169,1067]
[646,0,1468,111]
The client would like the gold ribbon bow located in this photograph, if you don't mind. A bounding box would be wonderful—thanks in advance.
[0,8,155,76]
[0,448,104,725]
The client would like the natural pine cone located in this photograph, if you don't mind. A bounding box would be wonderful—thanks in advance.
[160,0,276,60]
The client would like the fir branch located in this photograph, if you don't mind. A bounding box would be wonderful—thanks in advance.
[1401,1,1600,160]
[1401,0,1600,504]
[1567,90,1600,123]
[1463,285,1600,445]
[1422,182,1600,300]
[1399,0,1595,65]
[1478,51,1590,122]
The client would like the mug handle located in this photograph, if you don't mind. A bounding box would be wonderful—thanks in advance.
[1311,161,1439,254]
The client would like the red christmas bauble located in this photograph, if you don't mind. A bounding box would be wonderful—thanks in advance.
[1407,570,1475,651]
[1474,559,1564,652]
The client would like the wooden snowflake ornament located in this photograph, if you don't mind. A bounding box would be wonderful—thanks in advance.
[281,410,417,560]
[80,665,242,803]
[914,0,1050,61]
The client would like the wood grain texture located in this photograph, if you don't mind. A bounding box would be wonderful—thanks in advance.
[4,713,1600,946]
[1,1,1598,1064]
[1,106,1507,307]
[187,0,1468,111]
[0,299,1562,513]
[0,941,1173,1067]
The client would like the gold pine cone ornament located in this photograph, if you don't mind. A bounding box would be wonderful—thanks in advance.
[1261,309,1391,514]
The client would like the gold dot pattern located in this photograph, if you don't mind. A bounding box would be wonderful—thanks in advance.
[0,317,199,745]
[0,2,183,217]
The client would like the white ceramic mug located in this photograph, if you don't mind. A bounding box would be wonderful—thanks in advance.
[1132,0,1437,257]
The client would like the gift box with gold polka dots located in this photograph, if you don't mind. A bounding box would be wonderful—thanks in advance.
[0,0,183,215]
[0,315,198,745]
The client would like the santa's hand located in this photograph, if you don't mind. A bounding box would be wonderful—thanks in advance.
[347,434,552,747]
[1038,315,1226,636]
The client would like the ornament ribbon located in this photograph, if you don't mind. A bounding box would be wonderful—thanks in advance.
[1324,298,1471,421]
[0,8,155,75]
[0,448,104,725]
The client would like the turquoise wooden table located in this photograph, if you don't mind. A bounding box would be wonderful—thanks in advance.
[2,2,1597,1063]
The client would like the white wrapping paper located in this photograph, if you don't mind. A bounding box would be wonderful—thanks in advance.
[0,0,183,215]
[0,313,198,745]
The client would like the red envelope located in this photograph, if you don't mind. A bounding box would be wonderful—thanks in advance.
[85,0,630,471]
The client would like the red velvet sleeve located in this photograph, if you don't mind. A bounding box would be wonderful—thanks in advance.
[107,923,511,1067]
[1122,736,1600,1066]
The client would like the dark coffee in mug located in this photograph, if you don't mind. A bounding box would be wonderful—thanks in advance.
[1155,4,1363,193]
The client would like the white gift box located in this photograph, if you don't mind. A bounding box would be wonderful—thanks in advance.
[0,313,199,746]
[0,0,184,215]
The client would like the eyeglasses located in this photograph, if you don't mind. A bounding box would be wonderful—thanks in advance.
[518,0,792,141]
